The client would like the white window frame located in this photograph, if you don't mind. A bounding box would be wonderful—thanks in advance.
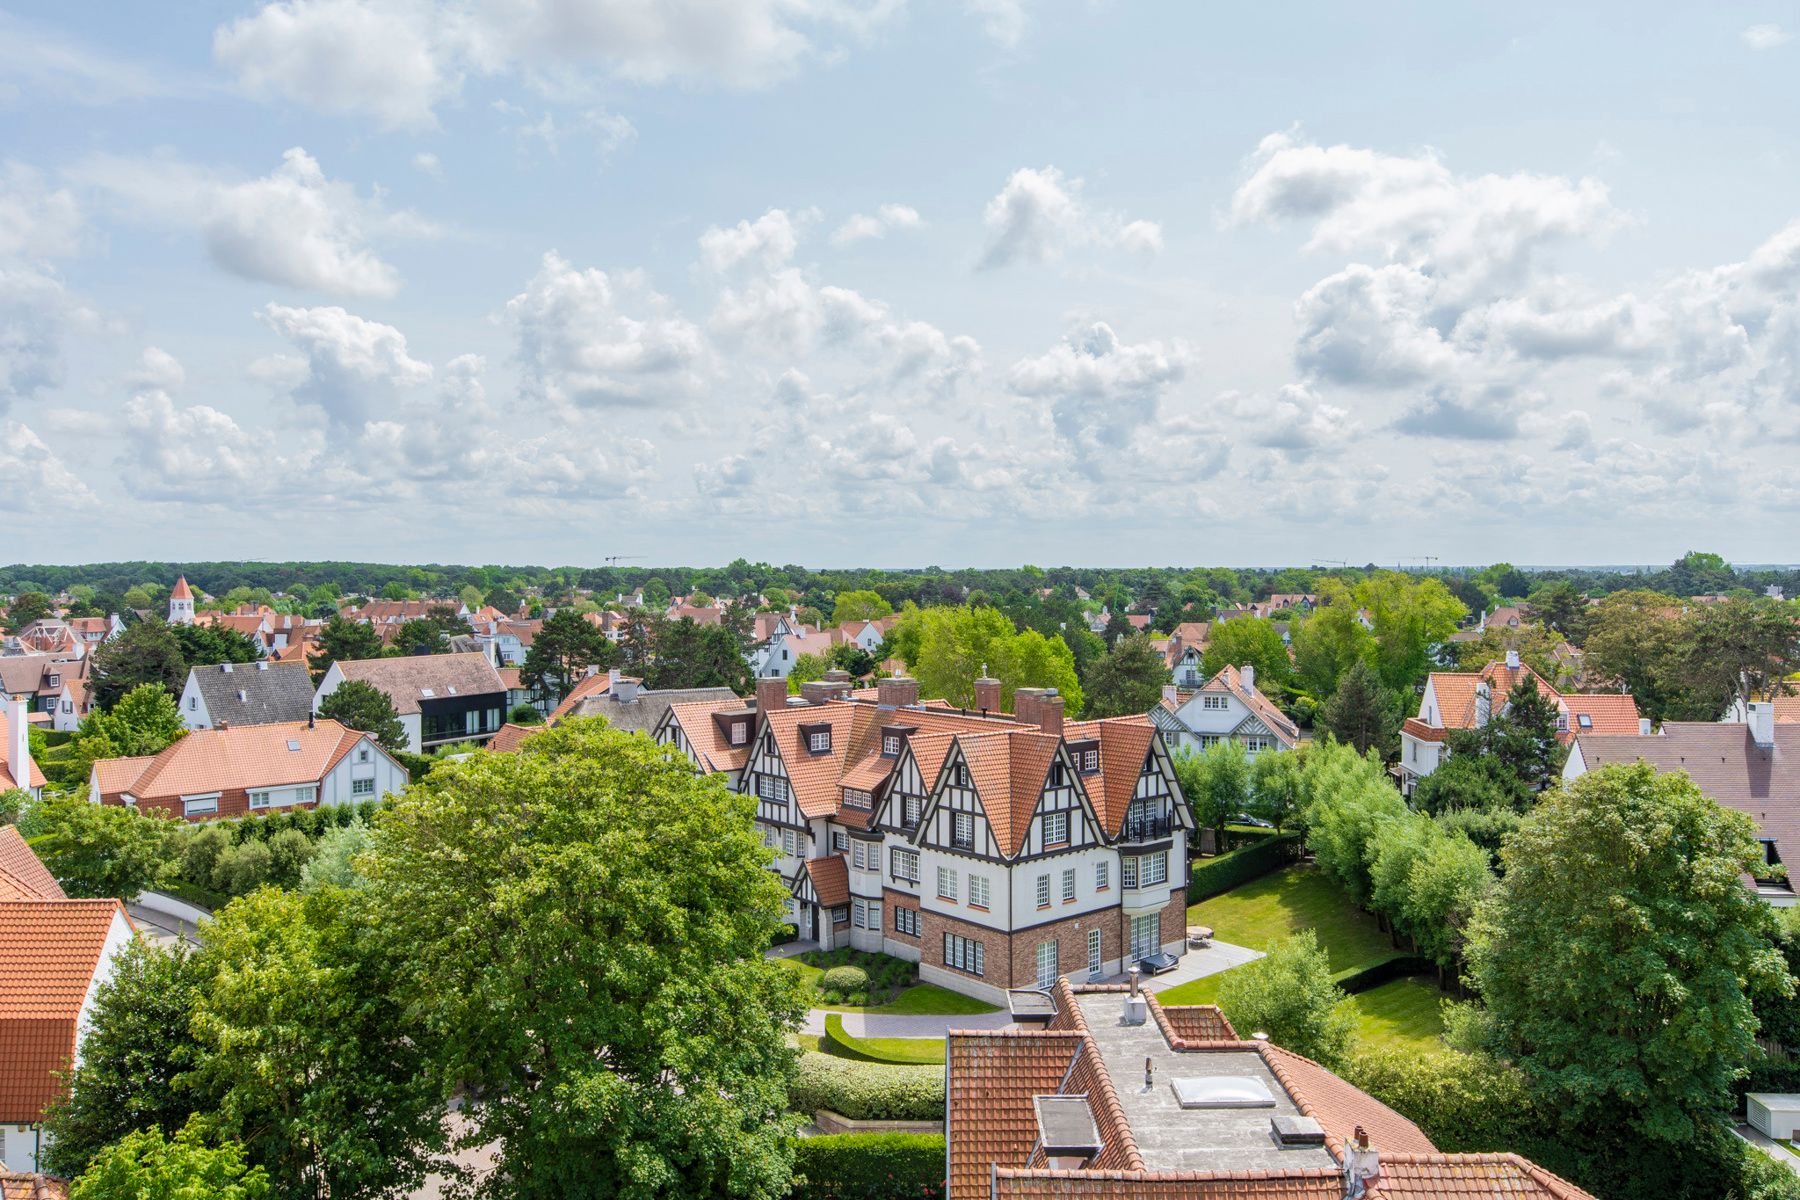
[1095,860,1110,890]
[1122,856,1139,889]
[182,794,220,817]
[808,730,831,753]
[937,865,959,902]
[248,790,270,810]
[1043,811,1069,846]
[1036,874,1051,909]
[969,874,990,909]
[730,722,748,746]
[852,900,867,929]
[352,777,375,796]
[1036,941,1059,989]
[952,812,974,848]
[1142,851,1168,886]
[892,847,920,884]
[1062,868,1076,903]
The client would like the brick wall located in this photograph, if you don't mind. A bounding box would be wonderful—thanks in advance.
[1008,906,1120,987]
[103,786,323,822]
[1157,886,1189,954]
[884,887,922,947]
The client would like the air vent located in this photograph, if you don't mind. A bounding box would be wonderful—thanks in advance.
[1271,1114,1326,1147]
[256,661,269,670]
[221,662,234,673]
[1171,1076,1276,1109]
[237,690,247,702]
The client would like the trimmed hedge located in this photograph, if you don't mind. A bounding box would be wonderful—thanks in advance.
[1190,832,1302,900]
[789,1052,944,1121]
[822,1015,944,1066]
[1331,953,1435,995]
[821,966,870,993]
[790,1133,945,1200]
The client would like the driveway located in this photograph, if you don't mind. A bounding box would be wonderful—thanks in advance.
[126,901,205,950]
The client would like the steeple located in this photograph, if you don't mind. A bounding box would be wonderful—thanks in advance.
[168,576,195,625]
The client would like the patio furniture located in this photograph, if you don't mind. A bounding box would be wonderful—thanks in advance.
[1187,925,1214,949]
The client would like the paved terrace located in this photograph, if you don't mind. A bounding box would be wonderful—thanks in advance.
[1073,992,1337,1174]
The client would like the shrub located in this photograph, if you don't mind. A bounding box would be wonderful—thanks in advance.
[1339,1045,1537,1152]
[1189,832,1300,900]
[179,824,231,886]
[821,966,870,994]
[1217,931,1353,1067]
[1330,953,1435,995]
[771,924,800,948]
[211,840,272,895]
[265,828,315,889]
[790,1132,945,1200]
[788,1052,944,1121]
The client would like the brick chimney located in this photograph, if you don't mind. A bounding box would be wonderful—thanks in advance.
[800,680,842,705]
[822,668,852,685]
[756,676,789,721]
[974,666,1001,715]
[1013,686,1047,725]
[1035,691,1065,737]
[877,675,919,709]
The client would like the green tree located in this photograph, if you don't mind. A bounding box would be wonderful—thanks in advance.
[520,608,616,701]
[1679,598,1798,718]
[1582,590,1684,722]
[367,719,808,1200]
[990,627,1084,716]
[485,587,521,614]
[169,623,262,668]
[1248,750,1304,833]
[830,590,892,625]
[300,821,371,893]
[0,787,26,825]
[316,680,407,752]
[307,615,384,682]
[1174,741,1251,845]
[1316,660,1399,756]
[1412,752,1531,817]
[1201,619,1291,693]
[1356,572,1467,692]
[1081,634,1168,718]
[1487,675,1566,789]
[189,887,445,1200]
[785,652,829,694]
[459,584,484,610]
[122,585,154,611]
[1525,580,1587,638]
[1467,763,1790,1146]
[42,940,207,1178]
[1217,931,1354,1067]
[91,618,189,710]
[1290,583,1378,697]
[25,799,175,900]
[68,683,190,783]
[1666,550,1736,597]
[70,1122,270,1200]
[391,618,446,656]
[891,605,1082,713]
[4,589,53,630]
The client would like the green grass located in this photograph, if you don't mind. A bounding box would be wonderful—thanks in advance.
[1344,976,1449,1055]
[772,958,998,1016]
[1159,866,1394,1007]
[823,1014,946,1064]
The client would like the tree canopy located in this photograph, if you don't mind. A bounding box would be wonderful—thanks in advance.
[1201,618,1291,693]
[69,1122,270,1200]
[68,683,189,784]
[1316,660,1399,756]
[316,680,408,751]
[307,615,385,681]
[889,605,1083,714]
[91,618,189,710]
[520,608,616,701]
[1081,634,1168,718]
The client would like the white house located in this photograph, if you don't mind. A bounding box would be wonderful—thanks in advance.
[1151,664,1300,759]
[179,659,316,730]
[314,653,508,753]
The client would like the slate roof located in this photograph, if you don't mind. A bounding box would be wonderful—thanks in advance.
[0,828,64,901]
[330,652,507,715]
[189,659,315,727]
[564,686,740,737]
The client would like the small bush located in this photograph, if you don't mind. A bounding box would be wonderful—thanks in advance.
[1190,832,1301,900]
[789,1052,944,1121]
[265,828,316,889]
[821,966,870,994]
[790,1132,945,1200]
[179,824,230,887]
[771,924,800,948]
[211,839,272,894]
[1339,1045,1536,1152]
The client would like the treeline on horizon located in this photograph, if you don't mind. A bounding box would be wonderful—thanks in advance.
[0,551,1789,613]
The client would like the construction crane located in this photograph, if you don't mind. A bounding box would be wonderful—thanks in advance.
[602,555,643,566]
[1402,555,1439,571]
[1312,558,1348,570]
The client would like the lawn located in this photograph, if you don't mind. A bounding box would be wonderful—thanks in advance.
[824,1014,946,1064]
[771,957,998,1016]
[1344,975,1449,1055]
[1159,866,1395,1007]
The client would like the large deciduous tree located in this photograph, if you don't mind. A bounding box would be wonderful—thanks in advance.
[169,623,261,669]
[42,939,207,1178]
[1581,590,1684,720]
[1201,618,1291,693]
[644,617,751,693]
[1081,634,1168,718]
[1679,598,1797,718]
[366,719,808,1200]
[890,605,1083,713]
[4,589,54,631]
[316,680,408,751]
[1467,763,1790,1148]
[22,799,175,900]
[1216,932,1353,1067]
[1290,583,1378,698]
[67,683,189,784]
[830,590,892,625]
[91,618,188,710]
[520,608,615,701]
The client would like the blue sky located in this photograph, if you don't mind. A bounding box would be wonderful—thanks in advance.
[3,1,1798,567]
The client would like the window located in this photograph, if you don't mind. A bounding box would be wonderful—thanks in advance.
[852,900,868,928]
[891,848,920,883]
[1043,811,1069,846]
[1036,874,1051,909]
[249,791,270,810]
[954,764,969,787]
[1203,695,1227,710]
[188,696,197,710]
[952,812,975,849]
[1062,868,1076,902]
[1122,856,1138,889]
[294,786,317,805]
[352,778,375,796]
[843,788,871,810]
[866,901,880,930]
[763,826,776,848]
[358,747,371,763]
[902,795,921,829]
[182,795,219,817]
[937,866,959,901]
[894,906,921,937]
[832,829,848,853]
[1035,941,1059,989]
[782,829,798,857]
[1087,928,1103,977]
[1244,737,1270,754]
[883,733,901,756]
[944,933,985,976]
[852,842,866,869]
[1081,748,1099,773]
[1577,713,1593,730]
[808,729,831,753]
[969,874,990,909]
[1048,762,1064,787]
[1095,861,1110,891]
[1140,851,1168,886]
[757,776,787,804]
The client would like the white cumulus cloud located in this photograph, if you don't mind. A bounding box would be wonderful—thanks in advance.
[978,166,1163,269]
[830,203,922,247]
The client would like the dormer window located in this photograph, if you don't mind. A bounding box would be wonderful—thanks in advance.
[800,723,832,755]
[730,720,748,746]
[954,763,969,787]
[1048,762,1065,787]
[882,733,902,757]
[1081,748,1099,774]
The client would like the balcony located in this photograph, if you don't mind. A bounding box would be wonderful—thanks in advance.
[1118,815,1173,846]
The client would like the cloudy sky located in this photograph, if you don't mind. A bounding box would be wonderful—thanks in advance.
[3,2,1799,568]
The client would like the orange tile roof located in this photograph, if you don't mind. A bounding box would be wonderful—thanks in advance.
[0,828,63,901]
[1064,718,1158,836]
[0,1172,68,1200]
[802,855,850,907]
[547,672,610,722]
[96,720,369,801]
[0,899,125,1123]
[664,697,755,773]
[169,576,192,600]
[1421,661,1639,743]
[485,723,540,754]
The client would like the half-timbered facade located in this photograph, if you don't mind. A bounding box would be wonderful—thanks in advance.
[1151,663,1301,758]
[698,673,1194,1004]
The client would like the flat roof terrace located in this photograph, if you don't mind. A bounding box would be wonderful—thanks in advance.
[1072,992,1338,1174]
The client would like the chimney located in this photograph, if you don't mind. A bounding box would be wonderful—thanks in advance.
[877,675,919,709]
[608,667,622,691]
[6,696,32,794]
[1013,686,1047,725]
[822,668,852,685]
[614,675,641,704]
[974,666,1001,714]
[1240,663,1256,695]
[1505,649,1520,670]
[800,680,840,705]
[1639,717,1654,736]
[756,675,789,721]
[1035,691,1065,738]
[1749,701,1776,748]
[1161,683,1179,706]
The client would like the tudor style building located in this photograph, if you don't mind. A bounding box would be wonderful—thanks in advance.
[661,672,1194,1004]
[1152,663,1301,759]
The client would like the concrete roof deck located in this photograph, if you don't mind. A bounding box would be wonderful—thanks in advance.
[1072,993,1337,1175]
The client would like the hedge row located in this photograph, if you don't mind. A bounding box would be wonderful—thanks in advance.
[822,1016,944,1066]
[1189,832,1302,900]
[204,798,386,844]
[789,1133,944,1200]
[788,1052,944,1122]
[1331,953,1435,995]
